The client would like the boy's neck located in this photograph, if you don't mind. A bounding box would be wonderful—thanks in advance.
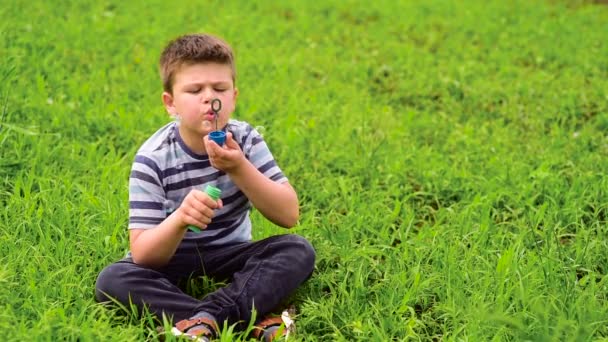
[177,124,207,155]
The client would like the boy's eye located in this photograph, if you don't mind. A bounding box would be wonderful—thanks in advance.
[214,88,227,92]
[187,88,201,93]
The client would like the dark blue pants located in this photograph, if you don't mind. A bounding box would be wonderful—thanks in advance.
[95,234,315,327]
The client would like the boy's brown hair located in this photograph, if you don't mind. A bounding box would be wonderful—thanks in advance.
[159,33,236,93]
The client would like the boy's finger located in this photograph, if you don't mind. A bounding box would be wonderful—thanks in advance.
[188,199,215,218]
[192,189,220,209]
[184,216,207,230]
[204,135,222,154]
[188,212,211,226]
[225,132,239,149]
[203,136,216,152]
[182,207,210,226]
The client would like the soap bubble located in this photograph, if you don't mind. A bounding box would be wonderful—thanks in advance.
[175,163,184,170]
[255,125,266,137]
[203,120,212,129]
[163,199,176,214]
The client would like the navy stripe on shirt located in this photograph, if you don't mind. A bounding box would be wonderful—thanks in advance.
[251,136,263,146]
[130,216,163,224]
[129,201,164,210]
[130,170,161,186]
[134,155,163,181]
[221,189,245,207]
[204,214,247,237]
[163,161,212,178]
[258,159,278,174]
[269,172,285,182]
[213,198,249,222]
[165,172,222,192]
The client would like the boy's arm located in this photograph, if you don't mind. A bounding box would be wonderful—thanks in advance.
[205,133,299,228]
[129,213,187,267]
[130,190,220,268]
[228,160,299,228]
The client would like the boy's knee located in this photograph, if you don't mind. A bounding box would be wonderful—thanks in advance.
[282,234,316,275]
[95,263,124,303]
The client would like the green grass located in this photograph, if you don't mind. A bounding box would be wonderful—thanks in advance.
[1,0,608,340]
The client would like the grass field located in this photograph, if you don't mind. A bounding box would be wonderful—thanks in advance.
[1,0,608,340]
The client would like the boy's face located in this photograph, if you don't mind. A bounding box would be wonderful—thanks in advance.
[162,62,237,139]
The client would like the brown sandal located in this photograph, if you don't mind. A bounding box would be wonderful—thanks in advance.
[171,317,219,341]
[252,316,284,341]
[252,310,295,341]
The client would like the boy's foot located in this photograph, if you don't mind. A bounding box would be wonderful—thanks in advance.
[252,308,296,341]
[171,316,218,342]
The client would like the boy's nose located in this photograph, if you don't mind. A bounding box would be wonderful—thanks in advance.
[200,89,213,103]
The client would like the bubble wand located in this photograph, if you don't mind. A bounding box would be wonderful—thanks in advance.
[208,98,226,146]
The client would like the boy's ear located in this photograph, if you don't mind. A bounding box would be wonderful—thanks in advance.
[162,91,176,116]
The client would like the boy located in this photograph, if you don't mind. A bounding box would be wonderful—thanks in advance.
[95,33,315,341]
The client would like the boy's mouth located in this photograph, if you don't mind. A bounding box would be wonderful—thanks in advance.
[204,110,217,121]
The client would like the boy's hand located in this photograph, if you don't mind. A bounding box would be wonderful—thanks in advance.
[204,132,245,173]
[175,189,223,229]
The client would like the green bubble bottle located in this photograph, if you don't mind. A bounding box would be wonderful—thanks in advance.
[188,185,222,233]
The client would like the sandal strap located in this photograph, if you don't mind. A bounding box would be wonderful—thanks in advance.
[175,317,218,336]
[186,325,213,337]
[252,316,284,339]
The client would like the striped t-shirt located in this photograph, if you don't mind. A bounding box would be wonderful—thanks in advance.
[128,119,288,246]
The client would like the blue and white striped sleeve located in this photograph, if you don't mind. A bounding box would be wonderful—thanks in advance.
[128,154,166,229]
[242,127,288,184]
